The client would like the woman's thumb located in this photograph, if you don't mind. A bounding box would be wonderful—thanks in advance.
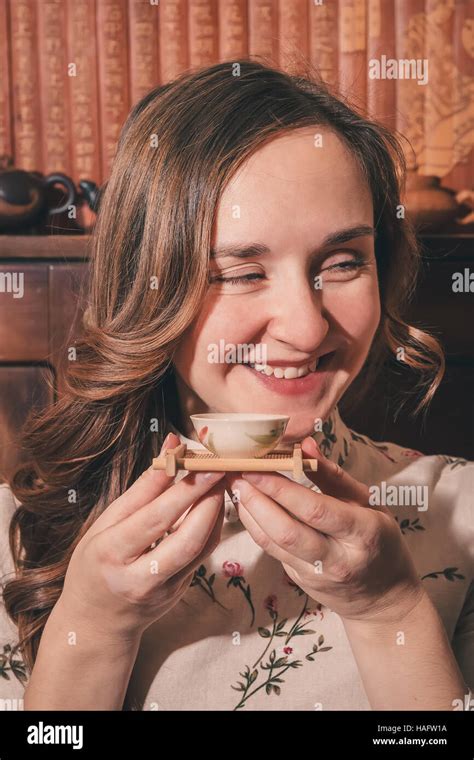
[160,431,181,453]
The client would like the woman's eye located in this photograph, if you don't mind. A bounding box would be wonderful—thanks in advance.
[327,260,362,271]
[320,253,367,277]
[209,272,265,286]
[208,253,368,289]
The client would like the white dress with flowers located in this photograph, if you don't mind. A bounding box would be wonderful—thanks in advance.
[0,406,473,710]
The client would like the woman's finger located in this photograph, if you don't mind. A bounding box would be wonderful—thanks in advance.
[236,499,315,576]
[235,470,364,540]
[105,470,226,562]
[301,436,371,506]
[132,481,225,581]
[171,498,226,586]
[91,432,183,534]
[226,474,332,563]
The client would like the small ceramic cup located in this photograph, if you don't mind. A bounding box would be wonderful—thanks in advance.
[190,412,289,458]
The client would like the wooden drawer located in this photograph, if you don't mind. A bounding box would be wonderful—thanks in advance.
[0,264,49,361]
[49,263,89,392]
[0,365,54,483]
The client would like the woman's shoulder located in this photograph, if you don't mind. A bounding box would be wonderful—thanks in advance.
[347,426,474,488]
[0,483,18,576]
[347,429,474,545]
[0,482,19,511]
[0,482,20,510]
[0,483,28,702]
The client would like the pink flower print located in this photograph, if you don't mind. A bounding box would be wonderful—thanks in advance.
[401,449,424,458]
[197,425,208,444]
[222,560,243,578]
[223,560,255,626]
[314,602,324,620]
[304,603,324,621]
[264,594,278,614]
[283,646,293,655]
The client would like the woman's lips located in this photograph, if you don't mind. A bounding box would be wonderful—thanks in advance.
[240,352,335,396]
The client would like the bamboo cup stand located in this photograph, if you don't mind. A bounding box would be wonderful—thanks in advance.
[152,442,318,481]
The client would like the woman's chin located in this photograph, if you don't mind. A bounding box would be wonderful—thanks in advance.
[279,423,319,448]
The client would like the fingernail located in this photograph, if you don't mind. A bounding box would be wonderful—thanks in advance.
[197,471,225,482]
[160,432,173,453]
[228,476,246,490]
[304,437,320,456]
[242,471,263,483]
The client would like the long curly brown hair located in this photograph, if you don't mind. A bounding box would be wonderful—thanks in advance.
[2,60,444,710]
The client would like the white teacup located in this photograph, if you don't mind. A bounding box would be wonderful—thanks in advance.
[190,413,290,458]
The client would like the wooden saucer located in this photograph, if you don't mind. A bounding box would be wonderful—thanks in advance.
[152,442,318,481]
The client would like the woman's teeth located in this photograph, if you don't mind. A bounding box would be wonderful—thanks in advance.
[244,359,318,378]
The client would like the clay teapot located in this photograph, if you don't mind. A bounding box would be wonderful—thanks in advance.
[79,179,103,213]
[0,155,76,232]
[403,169,460,231]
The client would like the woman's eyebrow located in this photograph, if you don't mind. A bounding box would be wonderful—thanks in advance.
[210,225,376,260]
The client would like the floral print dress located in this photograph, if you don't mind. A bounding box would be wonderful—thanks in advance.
[0,407,473,711]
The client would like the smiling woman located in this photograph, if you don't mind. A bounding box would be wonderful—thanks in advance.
[0,61,472,713]
[175,128,381,434]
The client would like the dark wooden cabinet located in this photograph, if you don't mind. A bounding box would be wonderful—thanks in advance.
[0,366,54,480]
[49,264,90,393]
[0,264,49,361]
[0,234,473,481]
[0,237,88,481]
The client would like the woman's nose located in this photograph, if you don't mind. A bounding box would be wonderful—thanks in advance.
[265,279,329,351]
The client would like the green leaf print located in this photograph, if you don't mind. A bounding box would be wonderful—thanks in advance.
[190,564,228,610]
[231,593,332,710]
[305,636,333,661]
[245,433,277,445]
[395,516,425,534]
[421,567,465,582]
[245,423,285,446]
[0,643,28,686]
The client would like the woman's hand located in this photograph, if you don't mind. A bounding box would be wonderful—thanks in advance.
[59,432,226,640]
[225,436,424,624]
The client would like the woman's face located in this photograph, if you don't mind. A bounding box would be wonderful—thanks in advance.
[172,126,380,444]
